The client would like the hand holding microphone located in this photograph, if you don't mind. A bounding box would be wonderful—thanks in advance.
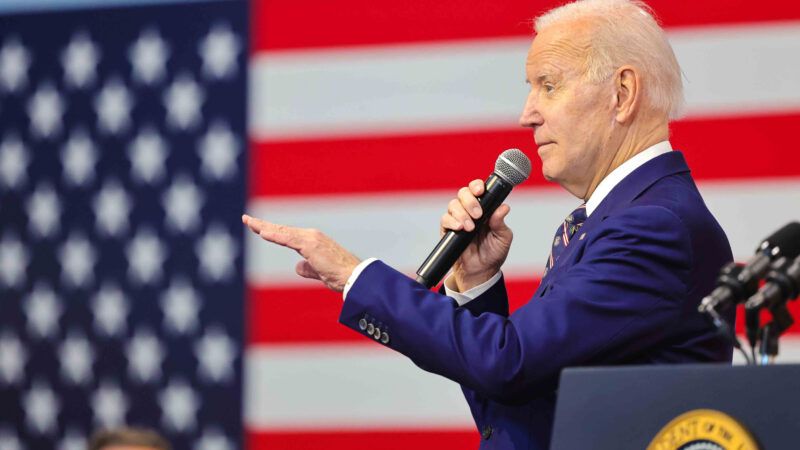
[416,149,531,289]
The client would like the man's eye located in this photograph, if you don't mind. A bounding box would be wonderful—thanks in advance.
[543,84,555,93]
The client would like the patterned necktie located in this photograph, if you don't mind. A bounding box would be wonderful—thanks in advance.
[545,203,587,273]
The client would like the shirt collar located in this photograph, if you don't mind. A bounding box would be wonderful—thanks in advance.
[585,140,673,216]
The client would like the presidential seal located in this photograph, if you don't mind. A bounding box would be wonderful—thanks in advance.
[647,409,760,450]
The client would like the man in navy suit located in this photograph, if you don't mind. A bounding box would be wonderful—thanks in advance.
[243,0,734,448]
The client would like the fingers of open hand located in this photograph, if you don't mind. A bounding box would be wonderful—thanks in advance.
[242,214,262,233]
[242,214,304,251]
[295,260,321,280]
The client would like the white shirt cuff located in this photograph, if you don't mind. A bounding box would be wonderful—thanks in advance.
[444,271,502,306]
[343,257,379,300]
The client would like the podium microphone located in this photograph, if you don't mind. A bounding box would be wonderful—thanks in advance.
[745,255,800,311]
[699,222,800,314]
[415,149,531,289]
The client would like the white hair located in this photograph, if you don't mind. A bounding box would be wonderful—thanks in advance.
[534,0,684,119]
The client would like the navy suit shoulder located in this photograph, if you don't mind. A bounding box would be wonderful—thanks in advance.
[339,151,733,450]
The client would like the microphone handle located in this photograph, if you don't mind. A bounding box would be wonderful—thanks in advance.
[415,173,513,289]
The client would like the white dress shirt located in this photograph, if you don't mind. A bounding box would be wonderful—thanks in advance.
[343,141,673,302]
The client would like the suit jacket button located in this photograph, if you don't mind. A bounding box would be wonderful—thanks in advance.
[380,332,390,344]
[481,425,493,440]
[373,327,381,340]
[366,323,375,335]
[358,318,368,330]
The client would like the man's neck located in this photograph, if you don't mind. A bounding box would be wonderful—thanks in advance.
[583,119,669,201]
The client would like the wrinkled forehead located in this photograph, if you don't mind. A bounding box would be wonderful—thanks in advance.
[526,22,593,73]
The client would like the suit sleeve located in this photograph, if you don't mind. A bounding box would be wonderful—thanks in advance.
[339,205,692,403]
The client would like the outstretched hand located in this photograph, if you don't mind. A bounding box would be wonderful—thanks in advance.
[242,214,361,292]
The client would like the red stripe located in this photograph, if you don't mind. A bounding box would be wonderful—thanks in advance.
[247,278,541,344]
[251,0,800,52]
[248,277,800,345]
[248,128,543,197]
[733,304,800,335]
[249,112,800,198]
[246,429,478,450]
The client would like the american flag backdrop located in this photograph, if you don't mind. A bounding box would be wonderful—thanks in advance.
[245,1,800,449]
[0,1,246,449]
[1,0,800,449]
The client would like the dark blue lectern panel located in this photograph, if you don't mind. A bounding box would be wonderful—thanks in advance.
[551,364,800,449]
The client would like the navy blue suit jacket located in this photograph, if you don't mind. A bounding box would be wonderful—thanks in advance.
[339,151,734,449]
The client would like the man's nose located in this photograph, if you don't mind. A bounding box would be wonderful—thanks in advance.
[519,92,542,128]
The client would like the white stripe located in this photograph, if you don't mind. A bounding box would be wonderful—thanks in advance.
[244,338,800,429]
[244,344,473,430]
[249,37,528,141]
[733,336,800,365]
[249,22,800,140]
[245,179,800,286]
[671,21,800,119]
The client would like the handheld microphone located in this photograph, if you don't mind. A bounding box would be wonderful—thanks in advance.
[699,222,800,314]
[415,149,531,289]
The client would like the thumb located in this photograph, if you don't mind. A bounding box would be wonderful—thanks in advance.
[295,260,322,280]
[488,204,512,235]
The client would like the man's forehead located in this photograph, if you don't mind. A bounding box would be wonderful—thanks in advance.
[526,22,592,69]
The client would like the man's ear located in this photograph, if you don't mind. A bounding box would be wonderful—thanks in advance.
[613,66,640,123]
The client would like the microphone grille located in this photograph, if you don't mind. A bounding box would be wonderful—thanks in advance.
[495,149,531,186]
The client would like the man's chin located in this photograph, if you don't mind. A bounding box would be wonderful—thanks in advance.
[541,168,557,183]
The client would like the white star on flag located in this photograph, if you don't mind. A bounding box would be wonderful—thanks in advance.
[199,22,240,80]
[195,325,236,383]
[27,82,65,139]
[195,427,234,450]
[0,37,31,93]
[61,128,98,188]
[62,30,100,89]
[199,119,239,181]
[0,332,27,385]
[59,331,95,386]
[164,72,205,131]
[58,429,87,450]
[27,182,62,239]
[95,77,133,135]
[129,27,169,85]
[163,173,205,233]
[0,428,23,450]
[91,283,129,338]
[93,178,132,238]
[0,232,28,289]
[58,233,96,289]
[24,283,62,340]
[161,277,201,335]
[91,381,128,428]
[23,380,60,435]
[128,125,168,185]
[196,224,237,282]
[126,327,165,383]
[159,378,200,433]
[126,227,167,286]
[0,133,29,191]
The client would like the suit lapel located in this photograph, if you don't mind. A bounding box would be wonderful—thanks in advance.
[533,151,691,297]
